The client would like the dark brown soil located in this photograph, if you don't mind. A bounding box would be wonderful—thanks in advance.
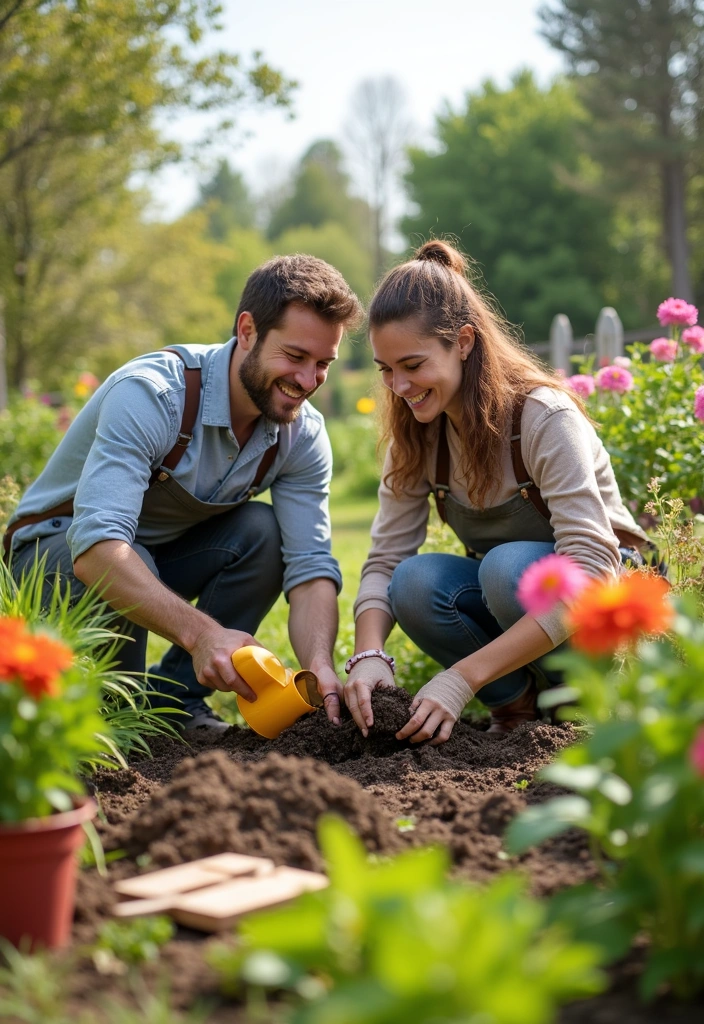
[4,688,699,1022]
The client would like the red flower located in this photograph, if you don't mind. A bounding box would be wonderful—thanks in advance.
[0,617,73,698]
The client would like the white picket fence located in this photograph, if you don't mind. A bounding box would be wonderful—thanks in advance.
[532,308,664,373]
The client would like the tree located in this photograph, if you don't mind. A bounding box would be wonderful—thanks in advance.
[0,0,294,172]
[266,140,372,251]
[402,72,643,341]
[539,0,704,300]
[0,0,294,386]
[345,76,412,280]
[196,161,256,239]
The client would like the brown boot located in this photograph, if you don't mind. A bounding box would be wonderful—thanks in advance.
[487,679,539,734]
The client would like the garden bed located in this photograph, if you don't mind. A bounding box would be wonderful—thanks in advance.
[16,689,704,1021]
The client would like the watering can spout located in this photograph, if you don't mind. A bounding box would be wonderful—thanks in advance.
[231,646,322,739]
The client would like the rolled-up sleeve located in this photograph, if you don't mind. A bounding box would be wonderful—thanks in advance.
[270,420,342,597]
[524,401,621,644]
[66,376,176,561]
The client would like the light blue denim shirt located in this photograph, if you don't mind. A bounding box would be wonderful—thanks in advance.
[9,340,342,597]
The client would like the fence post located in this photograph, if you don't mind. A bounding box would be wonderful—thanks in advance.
[0,297,7,412]
[595,307,624,366]
[549,314,573,373]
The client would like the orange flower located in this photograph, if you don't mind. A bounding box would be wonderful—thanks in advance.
[565,573,673,655]
[0,616,73,698]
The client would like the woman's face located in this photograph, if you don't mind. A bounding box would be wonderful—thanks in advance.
[370,320,474,425]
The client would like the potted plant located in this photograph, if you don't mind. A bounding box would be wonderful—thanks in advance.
[0,614,110,950]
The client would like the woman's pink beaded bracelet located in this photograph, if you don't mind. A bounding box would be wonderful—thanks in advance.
[344,649,396,675]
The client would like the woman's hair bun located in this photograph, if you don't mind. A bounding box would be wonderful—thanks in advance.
[415,239,467,275]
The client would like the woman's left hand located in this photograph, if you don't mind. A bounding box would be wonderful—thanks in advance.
[395,667,474,746]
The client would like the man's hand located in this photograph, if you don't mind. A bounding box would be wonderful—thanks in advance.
[344,656,396,737]
[313,663,344,726]
[189,626,265,702]
[395,668,473,746]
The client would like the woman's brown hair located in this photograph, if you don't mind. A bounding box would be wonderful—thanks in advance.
[369,240,584,507]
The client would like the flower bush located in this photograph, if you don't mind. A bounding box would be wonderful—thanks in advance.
[571,298,704,511]
[507,563,704,999]
[0,614,109,821]
[0,554,178,773]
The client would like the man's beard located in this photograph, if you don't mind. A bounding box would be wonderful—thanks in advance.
[238,345,310,424]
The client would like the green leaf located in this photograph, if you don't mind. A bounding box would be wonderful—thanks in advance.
[505,797,591,855]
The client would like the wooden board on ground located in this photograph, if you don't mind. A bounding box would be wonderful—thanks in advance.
[113,855,328,931]
[114,853,273,900]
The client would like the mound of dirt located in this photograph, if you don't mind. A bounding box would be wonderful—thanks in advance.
[105,749,400,873]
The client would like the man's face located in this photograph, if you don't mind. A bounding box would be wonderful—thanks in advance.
[239,303,343,423]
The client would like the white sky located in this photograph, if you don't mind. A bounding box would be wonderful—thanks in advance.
[152,0,564,220]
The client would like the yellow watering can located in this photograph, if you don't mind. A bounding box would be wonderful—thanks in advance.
[231,646,323,739]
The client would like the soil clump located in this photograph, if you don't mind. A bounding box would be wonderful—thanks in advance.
[104,749,399,872]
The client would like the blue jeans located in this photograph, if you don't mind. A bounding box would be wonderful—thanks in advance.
[11,502,284,713]
[388,541,562,709]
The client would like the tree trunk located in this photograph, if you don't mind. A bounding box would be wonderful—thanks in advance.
[662,158,693,300]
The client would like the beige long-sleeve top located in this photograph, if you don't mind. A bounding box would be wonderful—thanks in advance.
[354,386,647,646]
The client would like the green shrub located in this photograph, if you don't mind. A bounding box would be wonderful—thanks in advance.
[0,397,63,490]
[506,595,704,999]
[209,816,604,1024]
[327,414,381,498]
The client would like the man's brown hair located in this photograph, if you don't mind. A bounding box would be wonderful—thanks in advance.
[233,254,363,340]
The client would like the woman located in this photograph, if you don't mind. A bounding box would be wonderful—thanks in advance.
[344,240,647,744]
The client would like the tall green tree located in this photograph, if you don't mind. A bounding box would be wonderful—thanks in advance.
[0,0,294,172]
[196,160,256,239]
[403,72,635,341]
[267,139,372,251]
[0,0,294,386]
[539,0,704,301]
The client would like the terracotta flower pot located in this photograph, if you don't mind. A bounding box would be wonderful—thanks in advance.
[0,796,96,950]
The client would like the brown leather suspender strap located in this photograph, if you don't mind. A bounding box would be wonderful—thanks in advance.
[510,396,550,520]
[148,348,202,484]
[432,400,552,526]
[433,413,450,524]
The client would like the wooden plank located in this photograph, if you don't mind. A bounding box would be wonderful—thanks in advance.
[114,853,274,900]
[170,867,329,933]
[114,895,180,918]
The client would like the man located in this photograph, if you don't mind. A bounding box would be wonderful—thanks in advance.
[5,255,363,731]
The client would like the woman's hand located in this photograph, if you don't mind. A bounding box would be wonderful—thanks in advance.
[396,667,473,746]
[344,656,396,736]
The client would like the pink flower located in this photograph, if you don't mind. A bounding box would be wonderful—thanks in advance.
[595,365,635,394]
[657,297,698,327]
[695,385,704,422]
[649,337,678,362]
[682,326,704,354]
[613,356,632,368]
[517,554,589,616]
[77,371,100,389]
[566,374,595,398]
[690,726,704,777]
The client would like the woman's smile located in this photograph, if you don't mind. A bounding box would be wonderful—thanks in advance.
[405,388,431,407]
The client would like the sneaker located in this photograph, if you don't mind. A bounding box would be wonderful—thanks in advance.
[182,701,231,733]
